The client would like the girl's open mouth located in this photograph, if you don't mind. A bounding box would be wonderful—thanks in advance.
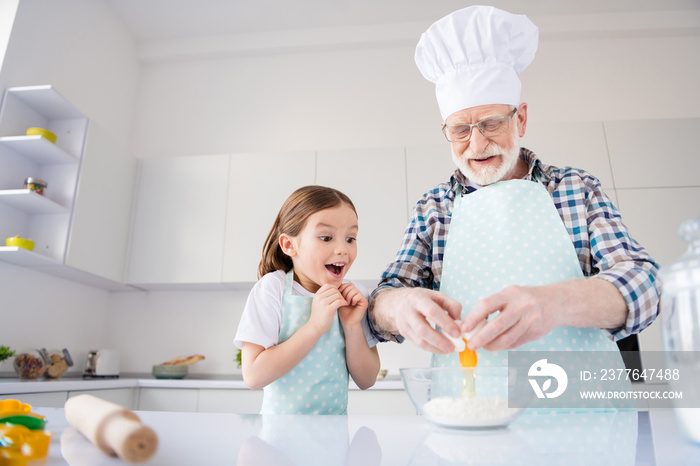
[325,263,345,277]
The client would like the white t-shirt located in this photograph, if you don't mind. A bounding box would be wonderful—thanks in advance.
[234,270,379,349]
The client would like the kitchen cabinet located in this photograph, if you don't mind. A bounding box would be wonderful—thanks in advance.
[604,118,700,190]
[197,388,263,414]
[316,147,408,282]
[137,388,199,412]
[128,147,410,286]
[222,151,315,283]
[405,145,458,219]
[2,388,136,409]
[139,387,410,415]
[347,389,415,415]
[127,154,230,286]
[1,391,69,408]
[0,85,136,289]
[64,123,136,284]
[129,151,315,286]
[136,387,264,414]
[67,388,135,409]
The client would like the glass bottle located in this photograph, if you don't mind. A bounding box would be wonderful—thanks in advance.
[660,217,700,443]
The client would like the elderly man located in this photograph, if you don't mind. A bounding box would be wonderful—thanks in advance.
[369,6,659,367]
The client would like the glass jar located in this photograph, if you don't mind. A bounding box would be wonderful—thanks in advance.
[13,350,46,380]
[659,217,700,443]
[23,177,47,195]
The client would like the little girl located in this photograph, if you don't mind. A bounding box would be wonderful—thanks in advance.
[234,185,380,415]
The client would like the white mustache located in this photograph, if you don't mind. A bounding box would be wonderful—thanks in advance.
[465,144,503,160]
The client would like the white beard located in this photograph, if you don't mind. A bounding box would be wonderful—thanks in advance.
[451,130,521,186]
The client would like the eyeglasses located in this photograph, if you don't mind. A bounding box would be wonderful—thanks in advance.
[442,107,518,143]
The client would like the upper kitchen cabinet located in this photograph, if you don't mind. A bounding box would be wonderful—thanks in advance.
[316,147,408,283]
[0,85,137,289]
[127,154,230,287]
[604,118,700,190]
[64,123,136,284]
[405,145,457,218]
[0,85,86,266]
[222,151,315,283]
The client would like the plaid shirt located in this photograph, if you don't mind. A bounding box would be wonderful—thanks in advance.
[370,148,660,342]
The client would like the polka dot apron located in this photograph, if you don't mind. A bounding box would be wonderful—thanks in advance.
[260,269,349,415]
[433,179,624,366]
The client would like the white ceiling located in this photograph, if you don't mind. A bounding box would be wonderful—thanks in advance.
[105,0,700,42]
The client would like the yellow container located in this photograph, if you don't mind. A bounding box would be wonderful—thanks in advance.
[26,127,56,144]
[5,236,35,251]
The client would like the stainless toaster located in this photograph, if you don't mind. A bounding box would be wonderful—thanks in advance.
[83,349,120,379]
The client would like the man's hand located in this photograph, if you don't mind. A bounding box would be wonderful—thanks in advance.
[460,279,628,351]
[374,287,463,353]
[460,285,559,351]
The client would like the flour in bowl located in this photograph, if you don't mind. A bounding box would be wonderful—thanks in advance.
[422,397,521,427]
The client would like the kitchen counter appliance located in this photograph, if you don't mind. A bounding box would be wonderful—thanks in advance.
[82,350,120,379]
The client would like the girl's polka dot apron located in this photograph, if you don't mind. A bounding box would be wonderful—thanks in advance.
[260,269,348,415]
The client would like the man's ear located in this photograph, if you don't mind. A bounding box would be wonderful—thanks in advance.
[517,102,528,137]
[279,234,296,257]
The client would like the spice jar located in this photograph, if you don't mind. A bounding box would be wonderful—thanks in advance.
[659,217,700,443]
[24,177,47,195]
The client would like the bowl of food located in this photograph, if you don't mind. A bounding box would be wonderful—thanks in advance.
[400,367,527,429]
[152,364,188,379]
[152,354,205,379]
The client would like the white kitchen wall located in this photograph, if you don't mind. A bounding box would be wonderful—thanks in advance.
[0,0,140,144]
[131,32,700,159]
[1,3,699,377]
[0,261,110,376]
[0,0,139,376]
[0,0,19,71]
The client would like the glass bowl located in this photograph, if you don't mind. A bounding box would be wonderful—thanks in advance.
[400,367,527,429]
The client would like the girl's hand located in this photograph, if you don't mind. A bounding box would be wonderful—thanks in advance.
[310,284,347,334]
[337,283,368,327]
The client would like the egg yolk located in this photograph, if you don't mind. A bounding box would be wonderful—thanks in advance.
[459,338,478,367]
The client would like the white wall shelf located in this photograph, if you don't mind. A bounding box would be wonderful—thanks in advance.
[3,85,85,120]
[0,189,68,214]
[0,246,60,266]
[0,135,78,164]
[0,85,137,289]
[0,85,86,271]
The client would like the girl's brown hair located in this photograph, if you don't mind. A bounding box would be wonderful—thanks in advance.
[258,185,357,279]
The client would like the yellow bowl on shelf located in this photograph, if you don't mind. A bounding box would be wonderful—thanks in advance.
[26,127,57,144]
[6,236,35,251]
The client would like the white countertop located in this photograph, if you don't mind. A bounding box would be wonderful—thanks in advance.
[17,407,700,465]
[0,374,405,394]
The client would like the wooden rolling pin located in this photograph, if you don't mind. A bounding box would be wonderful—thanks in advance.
[64,394,158,463]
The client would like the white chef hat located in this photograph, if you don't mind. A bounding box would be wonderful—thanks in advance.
[415,5,538,121]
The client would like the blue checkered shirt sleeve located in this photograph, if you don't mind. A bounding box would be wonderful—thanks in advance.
[546,165,660,340]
